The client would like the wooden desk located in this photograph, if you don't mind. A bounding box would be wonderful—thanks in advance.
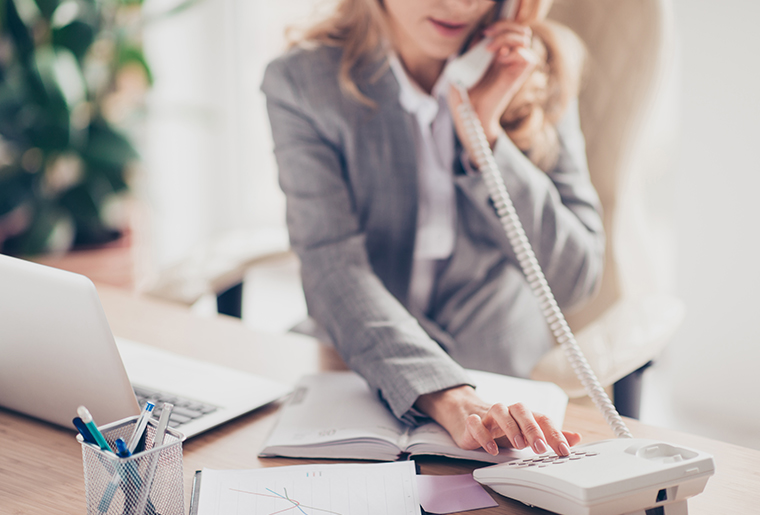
[1,286,758,514]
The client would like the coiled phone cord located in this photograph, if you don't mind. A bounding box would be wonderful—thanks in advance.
[454,84,633,439]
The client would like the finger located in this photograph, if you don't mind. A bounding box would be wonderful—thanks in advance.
[489,49,537,87]
[494,48,539,80]
[448,84,464,109]
[534,412,571,456]
[486,32,532,52]
[481,403,528,450]
[483,21,531,38]
[563,431,582,447]
[496,45,538,64]
[508,403,549,454]
[466,414,500,456]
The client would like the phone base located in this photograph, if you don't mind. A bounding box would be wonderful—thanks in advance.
[624,499,687,515]
[474,439,714,515]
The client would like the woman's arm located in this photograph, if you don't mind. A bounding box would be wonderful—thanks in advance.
[261,52,472,424]
[450,20,604,311]
[490,102,605,310]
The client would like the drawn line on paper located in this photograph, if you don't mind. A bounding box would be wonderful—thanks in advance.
[229,488,343,515]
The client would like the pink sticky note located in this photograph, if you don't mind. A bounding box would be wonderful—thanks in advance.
[416,474,498,514]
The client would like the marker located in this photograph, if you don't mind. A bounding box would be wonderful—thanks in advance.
[126,401,155,454]
[72,417,97,445]
[77,406,113,453]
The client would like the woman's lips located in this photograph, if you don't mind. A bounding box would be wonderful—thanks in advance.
[429,18,468,37]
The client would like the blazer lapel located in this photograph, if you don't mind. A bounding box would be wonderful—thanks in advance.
[358,64,419,306]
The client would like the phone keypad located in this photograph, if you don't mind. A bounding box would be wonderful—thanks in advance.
[506,451,599,469]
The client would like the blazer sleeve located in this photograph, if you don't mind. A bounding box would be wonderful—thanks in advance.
[487,100,605,312]
[261,57,472,424]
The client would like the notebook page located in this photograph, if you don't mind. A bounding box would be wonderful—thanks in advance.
[260,372,406,457]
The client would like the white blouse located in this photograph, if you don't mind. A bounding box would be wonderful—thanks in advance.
[388,55,457,315]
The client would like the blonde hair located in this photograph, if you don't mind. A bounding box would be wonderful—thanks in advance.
[290,0,585,172]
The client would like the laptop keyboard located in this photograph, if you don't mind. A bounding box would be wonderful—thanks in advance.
[133,385,218,428]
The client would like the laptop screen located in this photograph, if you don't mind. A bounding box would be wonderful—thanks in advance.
[0,254,140,428]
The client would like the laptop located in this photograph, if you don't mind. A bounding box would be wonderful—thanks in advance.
[0,253,292,437]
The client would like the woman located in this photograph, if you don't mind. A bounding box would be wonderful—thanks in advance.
[261,0,603,458]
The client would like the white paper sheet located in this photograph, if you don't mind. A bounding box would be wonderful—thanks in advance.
[195,462,421,515]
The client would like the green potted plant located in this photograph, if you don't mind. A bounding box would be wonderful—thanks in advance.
[0,0,151,255]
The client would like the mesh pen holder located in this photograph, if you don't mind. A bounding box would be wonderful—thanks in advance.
[77,416,185,515]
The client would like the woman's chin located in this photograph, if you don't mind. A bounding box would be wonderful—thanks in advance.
[420,41,463,63]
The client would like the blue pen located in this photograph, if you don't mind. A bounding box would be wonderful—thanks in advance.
[115,438,131,458]
[77,406,113,453]
[99,437,141,513]
[73,417,97,445]
[127,401,155,454]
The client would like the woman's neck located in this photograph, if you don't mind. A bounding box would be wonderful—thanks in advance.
[394,47,446,94]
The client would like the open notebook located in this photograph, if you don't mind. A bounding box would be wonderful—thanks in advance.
[260,370,568,464]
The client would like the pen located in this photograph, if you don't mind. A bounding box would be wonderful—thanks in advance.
[99,459,130,513]
[114,438,131,458]
[72,416,97,445]
[134,403,174,515]
[77,406,113,453]
[152,402,173,448]
[126,401,155,454]
[99,432,146,512]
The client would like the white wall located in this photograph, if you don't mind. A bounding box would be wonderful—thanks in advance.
[640,0,760,449]
[139,0,324,275]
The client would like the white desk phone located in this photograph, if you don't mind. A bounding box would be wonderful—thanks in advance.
[444,2,715,514]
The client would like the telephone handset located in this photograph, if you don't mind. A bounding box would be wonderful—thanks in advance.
[444,0,520,89]
[444,2,715,514]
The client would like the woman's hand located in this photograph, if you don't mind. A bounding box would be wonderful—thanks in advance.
[415,385,581,457]
[449,19,538,150]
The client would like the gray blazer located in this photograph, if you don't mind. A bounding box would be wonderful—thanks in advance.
[261,45,605,424]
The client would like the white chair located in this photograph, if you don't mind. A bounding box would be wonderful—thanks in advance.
[531,0,683,417]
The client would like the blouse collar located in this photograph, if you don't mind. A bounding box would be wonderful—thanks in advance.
[388,54,451,127]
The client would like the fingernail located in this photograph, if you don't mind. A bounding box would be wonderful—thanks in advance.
[514,434,527,449]
[559,442,571,456]
[486,442,499,456]
[533,439,548,454]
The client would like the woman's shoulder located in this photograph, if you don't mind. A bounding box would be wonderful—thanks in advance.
[262,45,344,101]
[266,45,343,78]
[261,45,379,144]
[263,44,396,109]
[262,43,398,140]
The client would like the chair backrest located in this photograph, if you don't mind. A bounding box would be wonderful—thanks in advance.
[549,0,679,330]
